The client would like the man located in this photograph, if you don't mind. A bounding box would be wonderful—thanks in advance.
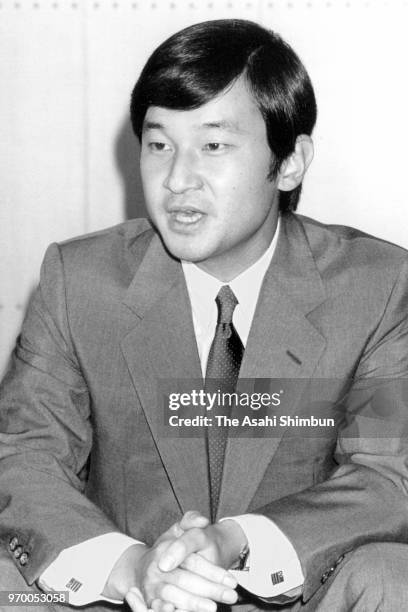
[1,18,408,612]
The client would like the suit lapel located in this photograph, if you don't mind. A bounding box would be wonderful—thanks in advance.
[121,233,211,517]
[120,215,328,520]
[217,214,328,518]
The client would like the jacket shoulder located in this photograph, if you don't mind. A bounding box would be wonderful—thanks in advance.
[289,213,408,303]
[43,219,157,288]
[294,213,408,269]
[58,218,154,252]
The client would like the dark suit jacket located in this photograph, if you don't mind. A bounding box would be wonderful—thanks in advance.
[1,212,408,608]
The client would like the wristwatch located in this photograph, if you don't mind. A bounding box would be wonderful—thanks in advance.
[231,543,250,571]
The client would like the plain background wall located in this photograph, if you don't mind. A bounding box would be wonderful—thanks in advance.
[1,0,408,376]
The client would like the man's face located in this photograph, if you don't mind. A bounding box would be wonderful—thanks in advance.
[140,76,280,281]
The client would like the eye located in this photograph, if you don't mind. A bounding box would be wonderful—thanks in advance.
[148,142,172,153]
[203,143,230,153]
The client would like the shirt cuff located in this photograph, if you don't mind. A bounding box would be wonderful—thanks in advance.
[38,532,144,606]
[220,514,304,599]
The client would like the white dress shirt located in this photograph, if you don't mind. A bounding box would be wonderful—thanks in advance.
[182,222,278,376]
[39,218,304,605]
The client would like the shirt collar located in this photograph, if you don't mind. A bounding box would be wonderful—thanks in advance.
[182,217,280,337]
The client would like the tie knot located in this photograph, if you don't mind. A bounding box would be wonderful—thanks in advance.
[215,285,238,325]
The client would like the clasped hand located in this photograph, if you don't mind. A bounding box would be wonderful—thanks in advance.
[104,511,246,612]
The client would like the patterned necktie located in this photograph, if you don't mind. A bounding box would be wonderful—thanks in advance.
[205,285,244,521]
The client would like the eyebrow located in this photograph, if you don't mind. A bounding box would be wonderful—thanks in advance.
[142,121,164,133]
[142,119,245,134]
[199,120,244,134]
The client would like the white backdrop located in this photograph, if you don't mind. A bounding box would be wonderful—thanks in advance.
[1,0,408,376]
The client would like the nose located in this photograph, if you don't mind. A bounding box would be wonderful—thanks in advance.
[164,150,203,193]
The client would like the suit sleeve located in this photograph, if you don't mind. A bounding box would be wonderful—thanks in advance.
[224,515,303,598]
[251,257,408,603]
[39,533,141,605]
[0,243,120,585]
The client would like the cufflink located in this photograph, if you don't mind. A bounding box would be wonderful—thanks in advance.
[271,570,285,585]
[66,578,83,593]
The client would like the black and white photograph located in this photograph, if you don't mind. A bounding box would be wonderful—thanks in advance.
[1,1,408,610]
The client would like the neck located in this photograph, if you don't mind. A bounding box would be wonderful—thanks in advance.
[196,216,279,282]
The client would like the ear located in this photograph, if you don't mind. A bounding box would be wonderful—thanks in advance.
[277,135,314,192]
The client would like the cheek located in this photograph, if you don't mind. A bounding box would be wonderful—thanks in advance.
[209,167,248,203]
[225,171,268,208]
[141,169,164,202]
[141,156,167,184]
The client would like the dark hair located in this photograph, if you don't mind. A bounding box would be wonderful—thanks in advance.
[130,19,317,212]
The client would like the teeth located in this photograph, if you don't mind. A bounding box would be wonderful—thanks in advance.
[173,211,202,224]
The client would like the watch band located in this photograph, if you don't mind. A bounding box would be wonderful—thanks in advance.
[232,543,250,571]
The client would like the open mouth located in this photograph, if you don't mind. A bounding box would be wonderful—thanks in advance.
[170,210,204,224]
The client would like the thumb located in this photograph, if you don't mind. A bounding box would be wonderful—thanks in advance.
[155,521,184,545]
[179,510,209,530]
[126,587,149,612]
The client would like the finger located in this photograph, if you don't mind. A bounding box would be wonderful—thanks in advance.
[159,529,206,572]
[151,599,161,612]
[156,583,216,612]
[182,553,237,589]
[179,511,209,531]
[156,522,184,544]
[151,599,175,612]
[165,568,237,605]
[126,587,149,612]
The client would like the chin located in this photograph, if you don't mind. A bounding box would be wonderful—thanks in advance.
[169,246,215,265]
[160,235,214,264]
[167,247,209,263]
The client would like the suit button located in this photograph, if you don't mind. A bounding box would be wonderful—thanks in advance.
[321,571,329,583]
[19,552,29,566]
[14,546,23,559]
[9,537,19,551]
